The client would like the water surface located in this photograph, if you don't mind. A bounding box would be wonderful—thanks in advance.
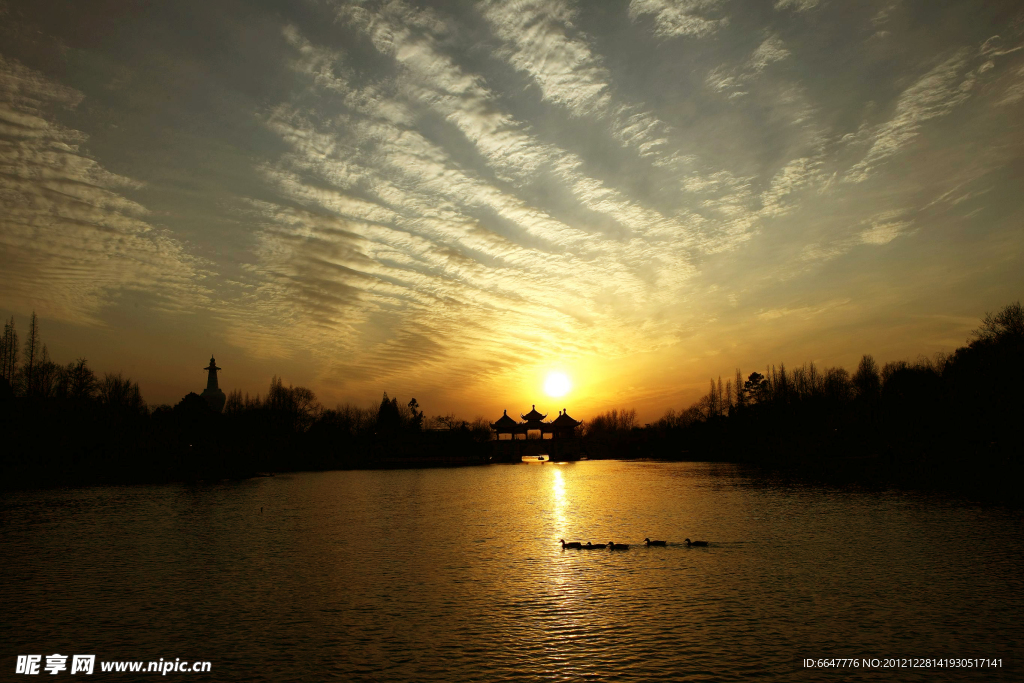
[2,461,1021,680]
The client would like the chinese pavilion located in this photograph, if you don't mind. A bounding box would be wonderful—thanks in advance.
[490,405,583,461]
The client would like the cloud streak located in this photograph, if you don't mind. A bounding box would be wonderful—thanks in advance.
[0,54,207,325]
[2,0,1021,416]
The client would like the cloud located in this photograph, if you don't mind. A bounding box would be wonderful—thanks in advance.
[628,0,729,39]
[749,35,791,72]
[799,211,914,265]
[757,298,851,321]
[996,64,1024,105]
[706,35,791,98]
[479,0,612,117]
[332,5,712,246]
[224,14,748,389]
[479,0,678,161]
[0,54,206,325]
[858,218,912,245]
[774,0,820,12]
[845,51,972,182]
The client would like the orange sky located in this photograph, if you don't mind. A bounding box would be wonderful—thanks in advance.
[2,1,1022,423]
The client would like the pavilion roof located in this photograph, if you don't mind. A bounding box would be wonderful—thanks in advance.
[521,405,547,421]
[490,410,519,430]
[551,410,580,428]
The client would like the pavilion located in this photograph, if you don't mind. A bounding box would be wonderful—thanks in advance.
[490,405,583,461]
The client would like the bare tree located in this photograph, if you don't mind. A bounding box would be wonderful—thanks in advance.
[776,363,789,403]
[0,316,18,383]
[823,366,852,403]
[291,386,322,431]
[881,360,909,388]
[717,376,725,416]
[852,354,881,399]
[432,413,458,430]
[34,345,60,398]
[706,379,719,418]
[64,358,97,401]
[224,389,244,414]
[808,362,820,399]
[99,372,146,414]
[23,311,39,396]
[586,408,638,433]
[734,368,746,410]
[970,301,1024,346]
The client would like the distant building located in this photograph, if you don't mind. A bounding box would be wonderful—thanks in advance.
[201,356,226,413]
[490,405,583,461]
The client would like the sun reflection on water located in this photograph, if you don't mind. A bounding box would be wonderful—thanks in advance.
[551,467,567,536]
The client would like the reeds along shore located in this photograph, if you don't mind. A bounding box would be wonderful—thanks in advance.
[1,303,1022,505]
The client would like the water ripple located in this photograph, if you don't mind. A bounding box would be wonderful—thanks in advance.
[2,462,1022,681]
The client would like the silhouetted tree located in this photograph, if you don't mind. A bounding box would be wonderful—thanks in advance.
[291,386,321,431]
[432,412,458,430]
[744,372,767,404]
[467,416,493,441]
[852,355,881,400]
[970,301,1024,348]
[23,311,39,396]
[64,358,97,401]
[264,376,320,432]
[0,375,13,402]
[822,366,852,404]
[99,373,146,414]
[775,363,789,404]
[586,408,637,434]
[224,389,244,414]
[705,379,720,419]
[377,392,401,433]
[34,345,60,399]
[0,316,17,383]
[407,398,424,430]
[175,391,209,413]
[717,377,726,416]
[734,368,746,410]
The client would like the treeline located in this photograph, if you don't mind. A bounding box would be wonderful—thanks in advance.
[0,313,495,488]
[4,303,1021,500]
[594,302,1024,503]
[1,313,144,408]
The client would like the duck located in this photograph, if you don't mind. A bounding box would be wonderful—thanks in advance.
[644,538,667,546]
[583,541,607,549]
[608,541,630,550]
[559,539,583,549]
[684,538,708,547]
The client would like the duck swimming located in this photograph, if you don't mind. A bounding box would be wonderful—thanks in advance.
[684,538,708,547]
[608,541,630,550]
[584,542,608,549]
[560,539,583,549]
[644,538,667,546]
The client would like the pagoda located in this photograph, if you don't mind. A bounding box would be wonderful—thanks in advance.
[201,355,226,413]
[490,405,583,461]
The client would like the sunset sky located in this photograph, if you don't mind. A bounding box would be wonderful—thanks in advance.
[1,0,1022,422]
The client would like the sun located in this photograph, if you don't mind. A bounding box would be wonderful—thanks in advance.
[544,371,572,398]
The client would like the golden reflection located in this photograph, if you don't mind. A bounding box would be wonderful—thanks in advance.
[551,467,567,535]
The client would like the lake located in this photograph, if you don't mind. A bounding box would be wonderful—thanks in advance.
[2,461,1021,680]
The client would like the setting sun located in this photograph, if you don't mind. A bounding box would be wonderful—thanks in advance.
[544,372,572,398]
